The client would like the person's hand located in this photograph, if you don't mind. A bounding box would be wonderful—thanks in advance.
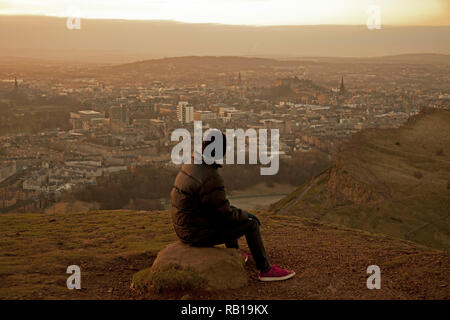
[247,213,261,226]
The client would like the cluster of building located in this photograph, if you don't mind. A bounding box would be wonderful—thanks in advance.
[0,63,449,212]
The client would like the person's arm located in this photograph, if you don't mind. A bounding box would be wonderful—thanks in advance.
[229,206,260,225]
[200,171,248,223]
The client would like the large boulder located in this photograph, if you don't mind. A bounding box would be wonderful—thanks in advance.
[132,241,247,292]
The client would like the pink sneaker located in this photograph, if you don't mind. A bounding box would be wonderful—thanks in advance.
[242,251,248,263]
[258,265,296,282]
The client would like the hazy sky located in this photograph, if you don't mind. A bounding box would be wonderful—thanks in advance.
[0,0,449,26]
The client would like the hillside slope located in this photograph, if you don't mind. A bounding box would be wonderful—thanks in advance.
[104,56,303,74]
[271,108,450,250]
[0,210,448,299]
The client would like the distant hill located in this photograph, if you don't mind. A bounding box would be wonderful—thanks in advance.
[271,108,450,250]
[297,53,450,65]
[1,16,450,63]
[103,56,304,74]
[101,53,450,77]
[372,53,450,64]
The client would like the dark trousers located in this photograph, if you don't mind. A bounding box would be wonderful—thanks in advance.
[192,219,271,272]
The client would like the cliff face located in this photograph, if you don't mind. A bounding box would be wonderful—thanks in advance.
[271,108,450,250]
[326,158,388,207]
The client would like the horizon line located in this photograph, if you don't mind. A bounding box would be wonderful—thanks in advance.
[1,13,450,28]
[1,52,450,65]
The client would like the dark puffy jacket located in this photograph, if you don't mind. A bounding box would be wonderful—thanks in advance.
[170,163,248,244]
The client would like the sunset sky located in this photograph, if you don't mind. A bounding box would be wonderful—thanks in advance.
[0,0,449,26]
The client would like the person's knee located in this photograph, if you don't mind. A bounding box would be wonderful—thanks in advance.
[247,218,259,231]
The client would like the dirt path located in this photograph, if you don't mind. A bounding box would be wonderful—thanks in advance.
[277,177,320,215]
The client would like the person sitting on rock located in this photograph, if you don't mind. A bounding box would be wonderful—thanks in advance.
[170,130,295,282]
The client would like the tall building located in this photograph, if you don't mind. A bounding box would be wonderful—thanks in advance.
[339,76,346,94]
[177,101,194,123]
[109,105,129,124]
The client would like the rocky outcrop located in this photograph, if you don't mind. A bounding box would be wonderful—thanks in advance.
[325,127,393,207]
[326,160,389,207]
[131,241,247,293]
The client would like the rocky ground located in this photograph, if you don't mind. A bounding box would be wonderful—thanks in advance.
[1,210,447,300]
